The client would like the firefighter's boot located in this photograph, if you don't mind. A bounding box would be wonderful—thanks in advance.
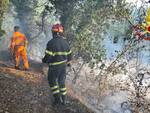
[53,94,61,106]
[61,95,66,105]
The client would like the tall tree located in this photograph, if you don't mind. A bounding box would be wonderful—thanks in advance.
[0,0,9,36]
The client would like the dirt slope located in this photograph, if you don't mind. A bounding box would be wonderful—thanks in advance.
[0,61,94,113]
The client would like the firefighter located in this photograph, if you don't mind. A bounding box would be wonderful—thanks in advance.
[10,26,29,70]
[42,23,72,105]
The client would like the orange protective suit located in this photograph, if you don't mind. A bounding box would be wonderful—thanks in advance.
[10,32,29,69]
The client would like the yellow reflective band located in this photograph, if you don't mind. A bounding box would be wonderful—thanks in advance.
[49,60,67,66]
[51,86,59,90]
[68,50,72,54]
[45,50,54,56]
[60,88,67,91]
[45,50,72,56]
[53,50,72,56]
[61,91,67,95]
[52,90,60,94]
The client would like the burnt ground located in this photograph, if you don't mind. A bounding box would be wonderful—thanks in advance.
[0,60,94,113]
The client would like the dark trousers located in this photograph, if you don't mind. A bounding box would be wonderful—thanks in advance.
[48,65,67,104]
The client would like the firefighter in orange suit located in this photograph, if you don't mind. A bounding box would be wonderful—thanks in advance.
[10,26,29,70]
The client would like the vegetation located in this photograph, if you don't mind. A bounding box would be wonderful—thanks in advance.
[0,0,9,36]
[49,0,130,67]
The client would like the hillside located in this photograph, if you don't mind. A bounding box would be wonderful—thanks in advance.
[0,61,94,113]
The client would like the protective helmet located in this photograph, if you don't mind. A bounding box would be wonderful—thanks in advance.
[52,23,63,33]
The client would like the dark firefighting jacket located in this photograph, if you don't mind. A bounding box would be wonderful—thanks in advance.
[42,35,72,66]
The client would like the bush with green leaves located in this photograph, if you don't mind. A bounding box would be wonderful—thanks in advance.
[61,0,130,67]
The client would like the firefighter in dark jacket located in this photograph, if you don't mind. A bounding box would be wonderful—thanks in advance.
[42,23,72,105]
